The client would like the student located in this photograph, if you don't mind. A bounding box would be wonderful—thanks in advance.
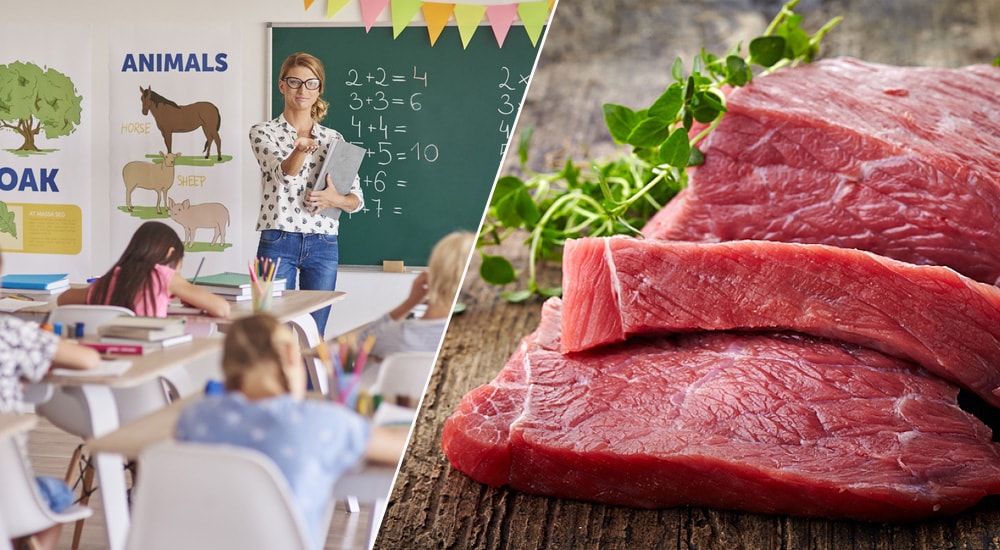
[0,248,102,550]
[58,220,230,318]
[175,314,405,550]
[350,231,475,360]
[249,52,365,336]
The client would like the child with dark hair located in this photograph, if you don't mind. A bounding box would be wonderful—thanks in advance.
[58,220,230,318]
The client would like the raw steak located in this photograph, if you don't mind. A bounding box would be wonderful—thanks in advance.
[442,298,1000,521]
[561,236,1000,408]
[641,58,1000,285]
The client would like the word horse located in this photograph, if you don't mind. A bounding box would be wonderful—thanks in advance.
[140,86,222,161]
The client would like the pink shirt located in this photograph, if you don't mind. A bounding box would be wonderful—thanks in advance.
[88,263,175,317]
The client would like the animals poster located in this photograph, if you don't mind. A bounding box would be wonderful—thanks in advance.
[0,24,93,279]
[108,25,242,277]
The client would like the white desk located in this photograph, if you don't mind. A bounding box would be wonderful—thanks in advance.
[87,392,402,550]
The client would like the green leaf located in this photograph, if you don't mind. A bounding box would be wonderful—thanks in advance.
[724,55,750,86]
[536,286,563,298]
[515,187,541,225]
[602,103,640,144]
[0,202,16,238]
[480,253,517,285]
[657,127,691,168]
[749,36,785,67]
[647,83,684,121]
[627,118,672,148]
[670,57,683,81]
[500,289,533,303]
[994,56,1000,67]
[517,126,534,166]
[491,175,522,202]
[688,146,706,167]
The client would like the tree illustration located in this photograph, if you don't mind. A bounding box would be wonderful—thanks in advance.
[0,61,82,152]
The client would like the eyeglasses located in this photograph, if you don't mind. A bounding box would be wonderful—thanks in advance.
[282,77,321,90]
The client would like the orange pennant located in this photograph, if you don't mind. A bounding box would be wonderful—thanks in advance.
[421,2,454,46]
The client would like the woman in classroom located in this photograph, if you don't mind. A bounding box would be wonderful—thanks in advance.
[249,52,365,336]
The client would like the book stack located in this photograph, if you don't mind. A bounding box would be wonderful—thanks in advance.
[192,272,287,302]
[1,273,70,295]
[81,316,193,355]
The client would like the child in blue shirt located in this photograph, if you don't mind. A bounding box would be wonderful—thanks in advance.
[175,313,405,549]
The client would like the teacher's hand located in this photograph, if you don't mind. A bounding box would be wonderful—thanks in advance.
[306,174,360,213]
[293,137,319,154]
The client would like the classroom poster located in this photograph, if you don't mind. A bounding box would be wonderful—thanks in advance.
[0,24,93,280]
[108,25,242,278]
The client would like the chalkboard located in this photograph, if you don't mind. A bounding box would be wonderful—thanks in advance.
[269,24,545,266]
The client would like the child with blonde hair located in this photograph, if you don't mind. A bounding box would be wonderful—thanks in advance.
[351,230,475,360]
[175,314,405,549]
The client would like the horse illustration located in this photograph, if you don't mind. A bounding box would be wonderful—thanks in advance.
[140,86,222,161]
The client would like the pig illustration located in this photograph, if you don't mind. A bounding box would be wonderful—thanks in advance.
[166,198,229,248]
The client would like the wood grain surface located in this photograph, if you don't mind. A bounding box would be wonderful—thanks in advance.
[374,1,1000,548]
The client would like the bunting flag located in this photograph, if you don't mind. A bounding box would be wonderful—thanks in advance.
[453,4,487,49]
[305,0,316,9]
[485,4,518,47]
[359,0,390,31]
[517,0,549,46]
[325,0,552,47]
[328,0,351,18]
[421,3,455,46]
[391,0,424,37]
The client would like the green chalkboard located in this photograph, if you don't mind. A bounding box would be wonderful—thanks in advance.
[269,24,544,266]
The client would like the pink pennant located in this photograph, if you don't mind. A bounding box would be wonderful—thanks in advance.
[359,0,390,31]
[485,4,519,47]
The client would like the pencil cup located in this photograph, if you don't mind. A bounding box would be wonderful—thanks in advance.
[251,279,274,312]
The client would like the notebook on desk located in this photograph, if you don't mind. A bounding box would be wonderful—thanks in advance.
[312,138,366,220]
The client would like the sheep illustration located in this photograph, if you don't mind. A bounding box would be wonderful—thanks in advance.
[122,151,181,214]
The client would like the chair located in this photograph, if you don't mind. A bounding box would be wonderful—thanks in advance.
[31,305,179,550]
[368,351,438,409]
[125,441,315,550]
[0,432,92,548]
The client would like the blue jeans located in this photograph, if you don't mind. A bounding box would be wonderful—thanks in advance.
[36,476,74,512]
[256,230,338,335]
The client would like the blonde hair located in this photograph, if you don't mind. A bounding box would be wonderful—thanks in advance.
[221,314,297,391]
[280,52,328,122]
[426,231,475,307]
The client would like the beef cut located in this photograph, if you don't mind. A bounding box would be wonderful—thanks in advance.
[442,298,1000,521]
[641,58,1000,285]
[561,236,1000,408]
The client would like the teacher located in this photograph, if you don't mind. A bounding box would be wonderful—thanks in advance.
[249,52,364,336]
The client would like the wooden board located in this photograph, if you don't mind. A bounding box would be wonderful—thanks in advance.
[374,1,1000,548]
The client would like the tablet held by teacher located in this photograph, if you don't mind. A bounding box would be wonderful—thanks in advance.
[249,52,365,336]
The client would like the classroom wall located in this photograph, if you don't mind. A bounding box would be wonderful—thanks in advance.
[6,0,503,338]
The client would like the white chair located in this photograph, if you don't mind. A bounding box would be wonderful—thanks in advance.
[32,305,181,550]
[0,431,92,547]
[126,441,317,550]
[368,351,437,409]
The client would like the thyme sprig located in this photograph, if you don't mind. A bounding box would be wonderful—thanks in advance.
[478,1,841,302]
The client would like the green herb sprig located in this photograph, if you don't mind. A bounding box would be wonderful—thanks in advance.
[478,0,841,302]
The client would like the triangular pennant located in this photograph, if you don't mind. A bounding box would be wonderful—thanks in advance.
[391,0,423,38]
[421,3,455,46]
[517,0,550,46]
[359,0,390,32]
[453,4,486,49]
[327,0,350,18]
[304,0,315,10]
[485,4,518,48]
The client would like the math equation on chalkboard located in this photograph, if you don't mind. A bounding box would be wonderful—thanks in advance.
[341,63,529,220]
[271,24,544,266]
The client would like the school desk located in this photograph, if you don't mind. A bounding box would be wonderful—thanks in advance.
[86,391,404,550]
